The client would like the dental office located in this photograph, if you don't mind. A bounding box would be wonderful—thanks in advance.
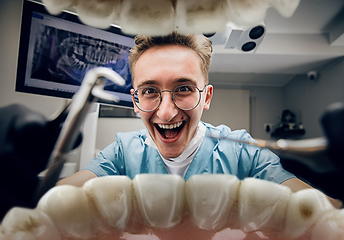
[1,0,344,239]
[1,0,343,166]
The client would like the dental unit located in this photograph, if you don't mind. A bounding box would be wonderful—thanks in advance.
[1,0,344,239]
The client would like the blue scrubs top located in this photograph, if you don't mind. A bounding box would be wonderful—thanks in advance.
[83,122,295,183]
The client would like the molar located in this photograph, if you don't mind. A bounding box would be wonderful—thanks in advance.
[133,174,185,228]
[185,174,240,230]
[83,176,132,229]
[37,185,94,239]
[0,207,61,240]
[283,188,335,239]
[312,209,344,240]
[238,178,292,236]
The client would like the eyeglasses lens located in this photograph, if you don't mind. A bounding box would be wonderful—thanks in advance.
[134,85,201,112]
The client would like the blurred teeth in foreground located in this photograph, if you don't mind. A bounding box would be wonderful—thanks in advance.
[41,0,300,35]
[1,174,344,239]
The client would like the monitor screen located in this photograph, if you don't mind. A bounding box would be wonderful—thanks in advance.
[16,0,136,108]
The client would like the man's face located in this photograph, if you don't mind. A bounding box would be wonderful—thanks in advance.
[131,45,213,158]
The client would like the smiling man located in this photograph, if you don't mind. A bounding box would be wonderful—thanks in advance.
[56,32,340,207]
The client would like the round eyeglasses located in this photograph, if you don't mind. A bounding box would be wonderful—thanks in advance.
[131,85,207,112]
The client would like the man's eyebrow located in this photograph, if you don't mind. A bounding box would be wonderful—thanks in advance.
[136,78,198,88]
[136,80,158,88]
[176,78,197,85]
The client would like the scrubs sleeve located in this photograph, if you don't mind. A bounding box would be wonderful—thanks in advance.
[82,140,125,177]
[238,131,295,184]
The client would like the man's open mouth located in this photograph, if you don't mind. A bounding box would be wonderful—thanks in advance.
[156,121,184,139]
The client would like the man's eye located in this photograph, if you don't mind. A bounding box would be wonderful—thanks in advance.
[141,88,158,95]
[176,85,195,93]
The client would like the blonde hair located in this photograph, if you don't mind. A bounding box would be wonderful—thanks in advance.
[129,32,213,84]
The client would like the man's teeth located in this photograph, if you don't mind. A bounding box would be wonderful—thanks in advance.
[41,0,300,34]
[158,121,183,130]
[1,174,343,239]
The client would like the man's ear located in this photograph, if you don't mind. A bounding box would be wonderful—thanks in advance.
[131,89,140,113]
[203,85,213,111]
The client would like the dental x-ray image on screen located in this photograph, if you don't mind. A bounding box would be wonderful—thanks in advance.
[16,0,135,108]
[31,25,132,92]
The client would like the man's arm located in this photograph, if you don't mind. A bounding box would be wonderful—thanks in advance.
[56,170,98,187]
[281,177,342,208]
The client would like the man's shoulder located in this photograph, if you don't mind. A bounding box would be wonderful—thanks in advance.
[115,128,148,142]
[202,122,249,139]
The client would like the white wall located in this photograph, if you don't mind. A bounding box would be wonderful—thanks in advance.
[201,89,250,131]
[207,83,286,140]
[96,117,145,150]
[284,57,344,138]
[249,86,285,139]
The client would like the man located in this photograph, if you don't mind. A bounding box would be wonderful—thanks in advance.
[56,32,340,207]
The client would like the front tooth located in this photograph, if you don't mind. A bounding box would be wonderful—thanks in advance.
[185,174,240,230]
[284,188,335,239]
[133,174,185,228]
[238,178,292,236]
[175,0,229,34]
[312,209,344,240]
[119,0,175,36]
[37,185,94,239]
[83,176,132,229]
[0,207,61,240]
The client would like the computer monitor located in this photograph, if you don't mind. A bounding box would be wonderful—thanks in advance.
[16,0,135,108]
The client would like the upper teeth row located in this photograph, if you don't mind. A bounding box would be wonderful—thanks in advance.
[1,174,342,240]
[158,121,183,129]
[42,0,300,35]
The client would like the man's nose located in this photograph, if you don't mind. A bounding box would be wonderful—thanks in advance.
[156,91,178,121]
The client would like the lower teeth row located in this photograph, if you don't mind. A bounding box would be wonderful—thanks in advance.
[1,174,342,240]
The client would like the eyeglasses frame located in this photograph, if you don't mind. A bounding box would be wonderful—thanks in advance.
[131,84,208,112]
